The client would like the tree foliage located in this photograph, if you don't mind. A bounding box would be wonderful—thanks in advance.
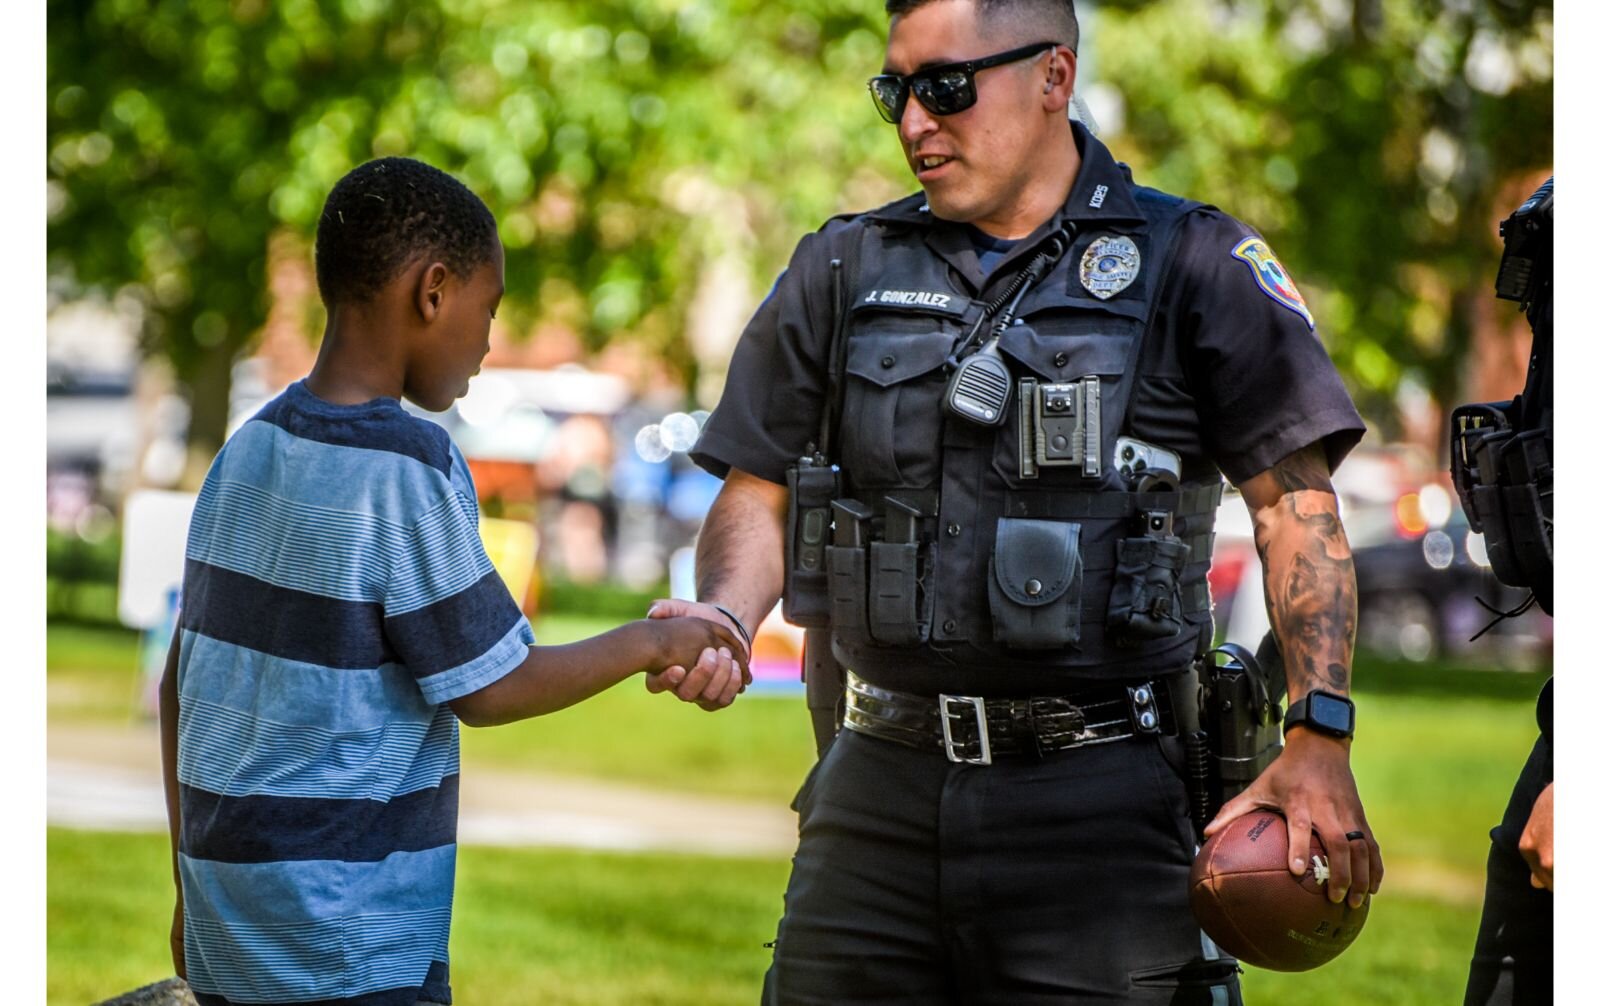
[48,0,904,469]
[48,0,1552,463]
[1090,0,1553,436]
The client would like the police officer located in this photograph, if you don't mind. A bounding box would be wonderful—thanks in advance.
[649,0,1383,1000]
[1456,177,1553,1005]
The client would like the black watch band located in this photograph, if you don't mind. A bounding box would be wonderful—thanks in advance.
[1284,690,1356,739]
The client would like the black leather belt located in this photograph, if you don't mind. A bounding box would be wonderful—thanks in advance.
[842,671,1175,765]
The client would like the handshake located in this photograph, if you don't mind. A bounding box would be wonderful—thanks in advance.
[641,599,755,710]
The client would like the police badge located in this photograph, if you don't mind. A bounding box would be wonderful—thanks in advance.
[1079,234,1141,300]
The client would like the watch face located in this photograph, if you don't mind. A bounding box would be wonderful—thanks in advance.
[1309,692,1354,733]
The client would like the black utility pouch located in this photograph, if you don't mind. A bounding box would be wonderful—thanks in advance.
[1107,532,1190,643]
[988,517,1084,650]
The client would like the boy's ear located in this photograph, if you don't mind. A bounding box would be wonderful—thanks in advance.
[415,261,450,322]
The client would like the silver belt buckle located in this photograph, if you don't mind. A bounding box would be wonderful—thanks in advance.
[938,694,992,765]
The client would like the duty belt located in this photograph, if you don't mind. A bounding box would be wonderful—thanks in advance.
[842,671,1175,765]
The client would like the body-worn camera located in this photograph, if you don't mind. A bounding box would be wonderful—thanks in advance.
[1017,376,1101,478]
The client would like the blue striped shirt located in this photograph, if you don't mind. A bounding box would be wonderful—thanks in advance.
[176,381,533,1006]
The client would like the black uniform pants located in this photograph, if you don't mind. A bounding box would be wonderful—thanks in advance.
[762,726,1242,1004]
[1463,681,1553,1005]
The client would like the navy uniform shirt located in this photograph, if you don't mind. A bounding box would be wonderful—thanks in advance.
[692,122,1365,691]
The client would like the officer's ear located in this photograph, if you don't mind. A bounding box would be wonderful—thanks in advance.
[1042,46,1076,114]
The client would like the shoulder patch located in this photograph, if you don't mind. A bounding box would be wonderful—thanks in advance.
[1230,236,1314,330]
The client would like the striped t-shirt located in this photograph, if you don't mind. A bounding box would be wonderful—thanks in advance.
[175,380,533,1006]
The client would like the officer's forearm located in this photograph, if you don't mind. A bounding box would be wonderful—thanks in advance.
[1250,488,1357,699]
[1241,444,1357,701]
[696,467,788,633]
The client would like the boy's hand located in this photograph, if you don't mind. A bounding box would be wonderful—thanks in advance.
[644,602,751,710]
[170,898,187,980]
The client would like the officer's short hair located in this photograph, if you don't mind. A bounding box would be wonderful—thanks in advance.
[315,157,499,308]
[884,0,1080,54]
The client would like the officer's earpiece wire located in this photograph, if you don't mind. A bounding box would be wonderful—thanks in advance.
[1468,590,1538,643]
[1069,93,1100,136]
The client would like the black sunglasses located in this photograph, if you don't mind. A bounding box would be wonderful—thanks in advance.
[868,41,1061,124]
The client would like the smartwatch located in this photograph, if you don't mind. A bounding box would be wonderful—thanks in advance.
[1283,690,1356,739]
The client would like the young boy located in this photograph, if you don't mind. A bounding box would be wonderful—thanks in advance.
[158,157,746,1006]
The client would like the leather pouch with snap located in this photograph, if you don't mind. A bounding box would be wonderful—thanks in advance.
[1106,532,1191,644]
[988,517,1084,650]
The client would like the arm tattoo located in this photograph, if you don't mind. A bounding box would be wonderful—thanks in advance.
[1253,454,1357,697]
[1268,443,1335,496]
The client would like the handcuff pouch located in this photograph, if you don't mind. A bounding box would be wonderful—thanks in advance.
[988,517,1083,650]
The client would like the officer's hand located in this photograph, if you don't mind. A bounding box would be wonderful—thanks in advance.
[1203,728,1381,909]
[1519,781,1554,891]
[643,599,752,710]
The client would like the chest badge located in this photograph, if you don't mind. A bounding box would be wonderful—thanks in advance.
[1079,234,1141,300]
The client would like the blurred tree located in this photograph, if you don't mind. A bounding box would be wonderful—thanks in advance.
[1089,0,1553,439]
[48,0,1552,468]
[48,0,903,479]
[48,0,453,477]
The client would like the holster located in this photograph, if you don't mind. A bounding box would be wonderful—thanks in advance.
[1185,637,1286,835]
[802,626,846,756]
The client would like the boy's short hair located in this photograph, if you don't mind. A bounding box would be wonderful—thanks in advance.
[314,157,499,307]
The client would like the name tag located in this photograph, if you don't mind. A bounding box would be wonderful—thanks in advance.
[854,288,968,317]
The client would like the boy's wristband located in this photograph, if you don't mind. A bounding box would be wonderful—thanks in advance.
[710,603,754,655]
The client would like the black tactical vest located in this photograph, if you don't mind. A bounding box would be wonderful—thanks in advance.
[827,187,1220,683]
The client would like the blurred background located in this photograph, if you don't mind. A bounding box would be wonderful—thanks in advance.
[46,1,1552,1004]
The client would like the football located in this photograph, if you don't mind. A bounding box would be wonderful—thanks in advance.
[1189,809,1370,971]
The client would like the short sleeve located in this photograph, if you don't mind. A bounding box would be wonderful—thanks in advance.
[1171,211,1366,484]
[383,445,534,705]
[690,225,845,485]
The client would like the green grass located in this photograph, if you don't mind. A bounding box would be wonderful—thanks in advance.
[46,617,821,802]
[460,610,816,803]
[48,827,1491,1006]
[1239,889,1481,1005]
[46,620,1542,825]
[47,828,791,1006]
[47,618,1543,1002]
[1351,693,1537,880]
[46,621,149,722]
